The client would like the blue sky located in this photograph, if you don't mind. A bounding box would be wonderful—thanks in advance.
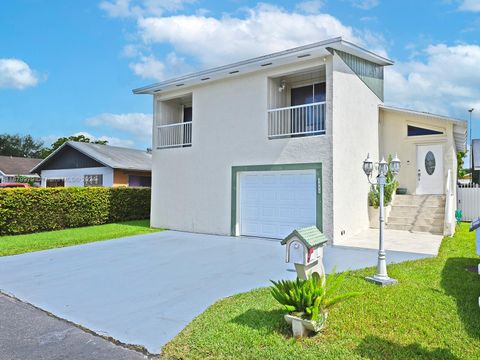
[1,0,480,152]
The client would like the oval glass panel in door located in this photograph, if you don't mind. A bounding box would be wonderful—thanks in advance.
[425,151,436,175]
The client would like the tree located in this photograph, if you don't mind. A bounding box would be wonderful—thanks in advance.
[41,135,108,158]
[457,150,468,178]
[0,134,45,158]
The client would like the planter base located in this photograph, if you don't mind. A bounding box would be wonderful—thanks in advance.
[284,313,327,338]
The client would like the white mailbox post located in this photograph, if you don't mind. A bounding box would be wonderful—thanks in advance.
[469,218,480,308]
[281,226,328,280]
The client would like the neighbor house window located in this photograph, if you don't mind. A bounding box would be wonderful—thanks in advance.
[84,174,103,187]
[46,178,65,187]
[407,125,443,136]
[128,175,151,187]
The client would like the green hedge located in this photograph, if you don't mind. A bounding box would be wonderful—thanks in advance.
[0,187,151,235]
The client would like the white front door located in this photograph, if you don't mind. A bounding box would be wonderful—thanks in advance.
[239,170,317,239]
[416,144,444,195]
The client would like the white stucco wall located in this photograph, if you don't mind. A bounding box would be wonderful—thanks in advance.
[379,109,459,235]
[40,167,113,187]
[379,110,457,195]
[331,54,382,242]
[151,57,335,239]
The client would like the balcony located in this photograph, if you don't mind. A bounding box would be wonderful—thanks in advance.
[267,101,326,138]
[156,122,192,149]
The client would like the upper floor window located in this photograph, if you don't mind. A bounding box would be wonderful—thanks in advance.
[291,83,326,106]
[268,67,327,139]
[155,93,192,149]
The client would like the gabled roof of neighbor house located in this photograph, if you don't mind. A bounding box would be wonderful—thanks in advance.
[379,104,468,152]
[0,155,42,176]
[31,142,152,173]
[281,226,328,249]
[133,37,394,95]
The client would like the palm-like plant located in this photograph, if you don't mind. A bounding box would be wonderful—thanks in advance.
[270,271,361,321]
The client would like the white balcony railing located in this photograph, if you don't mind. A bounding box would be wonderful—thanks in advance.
[268,102,326,138]
[156,122,192,149]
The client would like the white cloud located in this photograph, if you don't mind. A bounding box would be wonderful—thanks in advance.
[85,112,152,140]
[0,58,40,90]
[351,0,380,10]
[100,0,195,18]
[385,43,480,116]
[295,0,324,14]
[136,4,369,71]
[129,55,166,80]
[100,0,131,17]
[459,0,480,12]
[73,131,136,148]
[103,2,387,81]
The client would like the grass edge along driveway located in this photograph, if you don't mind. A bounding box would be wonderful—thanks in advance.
[0,220,161,257]
[162,223,480,360]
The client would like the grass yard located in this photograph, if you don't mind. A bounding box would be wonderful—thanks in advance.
[0,220,161,256]
[162,223,480,359]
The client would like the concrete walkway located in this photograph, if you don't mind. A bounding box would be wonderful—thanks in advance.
[0,293,147,360]
[0,230,437,354]
[335,228,443,255]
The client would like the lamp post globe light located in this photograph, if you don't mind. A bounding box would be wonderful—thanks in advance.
[363,153,401,286]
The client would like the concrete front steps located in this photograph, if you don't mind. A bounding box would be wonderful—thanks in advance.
[386,195,445,235]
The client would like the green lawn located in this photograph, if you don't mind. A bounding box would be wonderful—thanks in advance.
[162,223,480,359]
[0,220,161,256]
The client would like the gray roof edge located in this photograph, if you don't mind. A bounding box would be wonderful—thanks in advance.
[133,37,393,95]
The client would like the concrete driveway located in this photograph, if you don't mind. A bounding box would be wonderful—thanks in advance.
[0,230,433,354]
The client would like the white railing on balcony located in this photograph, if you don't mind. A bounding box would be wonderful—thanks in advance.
[268,102,326,138]
[156,122,192,149]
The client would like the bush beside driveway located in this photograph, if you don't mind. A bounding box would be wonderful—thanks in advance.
[0,187,151,235]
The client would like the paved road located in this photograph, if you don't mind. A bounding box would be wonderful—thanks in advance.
[0,293,149,360]
[0,230,432,353]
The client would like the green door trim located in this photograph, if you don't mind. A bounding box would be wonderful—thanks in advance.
[230,162,323,236]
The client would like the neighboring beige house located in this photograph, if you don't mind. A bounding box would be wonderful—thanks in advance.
[0,155,42,185]
[31,142,152,188]
[133,37,466,242]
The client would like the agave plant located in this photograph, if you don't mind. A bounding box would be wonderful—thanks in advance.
[270,271,361,321]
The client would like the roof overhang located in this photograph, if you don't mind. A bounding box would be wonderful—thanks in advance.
[379,104,467,152]
[132,37,394,95]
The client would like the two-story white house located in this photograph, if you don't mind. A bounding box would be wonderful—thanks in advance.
[134,37,466,242]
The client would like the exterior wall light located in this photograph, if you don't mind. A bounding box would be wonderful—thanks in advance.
[362,153,374,177]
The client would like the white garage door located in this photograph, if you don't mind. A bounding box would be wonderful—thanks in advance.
[239,170,317,239]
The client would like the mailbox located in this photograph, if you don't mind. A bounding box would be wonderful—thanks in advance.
[281,226,328,280]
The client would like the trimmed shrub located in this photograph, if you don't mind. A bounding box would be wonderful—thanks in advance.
[0,187,151,235]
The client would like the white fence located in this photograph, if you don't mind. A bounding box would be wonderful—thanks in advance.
[457,183,480,221]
